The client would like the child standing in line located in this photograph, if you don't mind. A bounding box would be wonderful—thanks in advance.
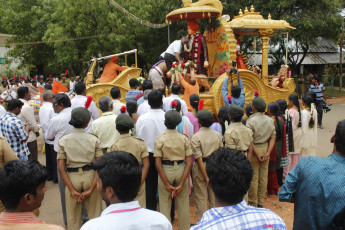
[154,110,193,230]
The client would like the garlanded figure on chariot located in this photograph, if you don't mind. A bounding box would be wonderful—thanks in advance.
[83,0,297,115]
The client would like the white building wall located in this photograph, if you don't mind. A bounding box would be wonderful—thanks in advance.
[0,33,27,75]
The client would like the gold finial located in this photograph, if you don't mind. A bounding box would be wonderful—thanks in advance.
[185,13,188,18]
[239,9,243,16]
[165,19,168,23]
[180,14,183,19]
[250,5,255,12]
[268,13,272,19]
[245,7,248,13]
[208,12,211,17]
[202,12,205,18]
[182,0,192,7]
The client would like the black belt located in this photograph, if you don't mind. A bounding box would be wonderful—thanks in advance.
[202,158,209,163]
[162,160,184,166]
[254,142,267,145]
[66,165,93,173]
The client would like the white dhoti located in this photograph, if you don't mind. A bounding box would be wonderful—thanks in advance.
[148,66,164,89]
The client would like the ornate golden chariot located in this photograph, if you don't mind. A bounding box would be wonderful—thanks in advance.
[85,0,296,113]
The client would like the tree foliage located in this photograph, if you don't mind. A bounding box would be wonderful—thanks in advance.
[222,0,344,74]
[0,0,343,76]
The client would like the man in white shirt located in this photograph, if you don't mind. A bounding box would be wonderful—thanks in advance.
[80,151,172,230]
[137,90,152,116]
[45,93,74,226]
[69,76,77,92]
[161,37,189,71]
[17,86,40,161]
[71,82,100,133]
[39,90,57,183]
[92,96,119,152]
[136,90,166,211]
[163,83,188,115]
[110,86,126,115]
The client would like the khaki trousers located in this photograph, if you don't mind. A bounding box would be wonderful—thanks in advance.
[158,163,190,230]
[248,143,269,207]
[192,162,215,220]
[135,182,146,208]
[65,169,102,230]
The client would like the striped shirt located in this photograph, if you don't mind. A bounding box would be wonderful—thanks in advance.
[0,212,44,224]
[0,112,30,160]
[191,200,286,230]
[0,212,64,229]
[309,83,325,101]
[125,89,142,102]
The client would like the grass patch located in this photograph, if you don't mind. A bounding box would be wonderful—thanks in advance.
[325,86,345,97]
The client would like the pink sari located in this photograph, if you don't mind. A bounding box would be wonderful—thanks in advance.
[186,112,199,133]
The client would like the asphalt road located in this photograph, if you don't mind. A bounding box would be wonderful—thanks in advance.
[36,103,345,229]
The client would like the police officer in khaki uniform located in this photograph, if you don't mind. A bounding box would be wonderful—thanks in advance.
[225,105,254,157]
[246,97,276,208]
[108,114,149,208]
[224,104,254,202]
[0,78,8,95]
[191,109,223,220]
[0,136,18,212]
[57,108,103,230]
[154,110,193,230]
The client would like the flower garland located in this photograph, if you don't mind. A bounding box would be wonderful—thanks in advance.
[184,36,195,53]
[170,61,196,85]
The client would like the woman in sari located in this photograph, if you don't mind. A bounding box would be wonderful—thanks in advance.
[301,95,318,157]
[186,94,200,133]
[285,94,303,175]
[210,106,230,139]
[172,99,194,140]
[267,102,286,195]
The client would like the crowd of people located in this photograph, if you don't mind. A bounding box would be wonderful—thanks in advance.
[0,68,344,230]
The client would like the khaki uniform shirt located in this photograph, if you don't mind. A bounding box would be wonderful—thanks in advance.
[0,136,18,212]
[57,128,103,168]
[154,129,192,161]
[0,136,18,168]
[224,122,253,151]
[191,127,223,159]
[246,112,276,144]
[108,133,149,162]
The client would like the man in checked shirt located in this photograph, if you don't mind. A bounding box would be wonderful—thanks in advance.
[0,99,31,160]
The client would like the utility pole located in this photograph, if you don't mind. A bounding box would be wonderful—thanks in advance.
[340,34,343,93]
[340,14,345,93]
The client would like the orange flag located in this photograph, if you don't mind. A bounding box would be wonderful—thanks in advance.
[39,86,44,104]
[52,80,67,93]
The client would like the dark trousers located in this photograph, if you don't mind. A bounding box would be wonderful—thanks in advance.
[316,100,324,126]
[45,143,58,182]
[146,152,158,211]
[27,140,38,161]
[277,168,284,186]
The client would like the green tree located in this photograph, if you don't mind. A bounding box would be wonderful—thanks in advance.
[0,0,55,75]
[42,0,185,75]
[1,0,185,76]
[221,0,344,75]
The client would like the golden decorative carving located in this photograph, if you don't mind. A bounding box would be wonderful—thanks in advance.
[86,68,142,112]
[165,1,296,114]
